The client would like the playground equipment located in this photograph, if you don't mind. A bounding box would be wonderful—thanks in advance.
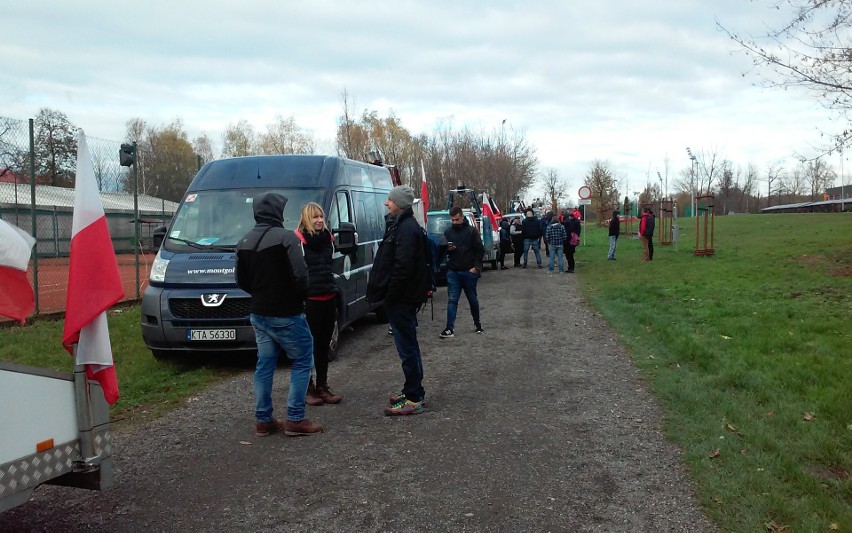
[658,199,674,246]
[694,194,715,256]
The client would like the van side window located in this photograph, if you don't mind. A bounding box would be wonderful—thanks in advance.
[352,191,383,242]
[329,191,351,230]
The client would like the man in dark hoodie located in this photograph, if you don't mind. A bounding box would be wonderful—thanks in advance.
[521,209,543,268]
[367,185,431,416]
[440,206,486,338]
[236,192,323,437]
[608,209,621,260]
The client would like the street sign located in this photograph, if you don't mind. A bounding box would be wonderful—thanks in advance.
[578,185,592,199]
[578,199,591,205]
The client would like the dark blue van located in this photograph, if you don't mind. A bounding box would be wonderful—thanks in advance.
[140,155,394,359]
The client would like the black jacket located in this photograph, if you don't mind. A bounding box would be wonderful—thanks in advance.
[444,217,485,272]
[521,215,542,239]
[235,193,309,317]
[298,228,336,297]
[609,212,621,237]
[367,208,429,306]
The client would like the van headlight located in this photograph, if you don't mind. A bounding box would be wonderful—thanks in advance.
[149,251,169,282]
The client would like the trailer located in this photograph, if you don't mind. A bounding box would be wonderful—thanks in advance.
[0,362,113,513]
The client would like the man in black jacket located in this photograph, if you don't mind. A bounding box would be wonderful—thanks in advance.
[608,210,621,260]
[520,209,543,268]
[367,185,429,416]
[440,206,485,338]
[235,192,323,437]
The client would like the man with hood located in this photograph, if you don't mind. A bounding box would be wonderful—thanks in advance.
[608,210,621,260]
[236,192,323,437]
[440,206,485,338]
[367,185,431,416]
[639,206,656,262]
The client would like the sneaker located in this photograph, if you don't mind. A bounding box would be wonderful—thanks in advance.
[255,418,285,437]
[388,326,393,335]
[537,264,543,269]
[305,379,324,406]
[389,392,427,406]
[317,385,342,404]
[284,418,323,436]
[385,399,424,416]
[522,264,527,269]
[439,328,454,338]
[475,325,484,334]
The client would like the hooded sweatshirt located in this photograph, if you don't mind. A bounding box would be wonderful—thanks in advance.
[235,192,309,317]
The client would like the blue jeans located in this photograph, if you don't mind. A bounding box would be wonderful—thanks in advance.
[523,239,542,266]
[446,270,481,330]
[387,302,425,402]
[608,235,618,259]
[549,244,564,271]
[250,313,314,423]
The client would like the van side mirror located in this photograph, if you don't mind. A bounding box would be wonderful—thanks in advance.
[334,222,357,254]
[152,225,167,249]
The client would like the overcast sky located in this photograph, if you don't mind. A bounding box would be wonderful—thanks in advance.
[2,1,842,203]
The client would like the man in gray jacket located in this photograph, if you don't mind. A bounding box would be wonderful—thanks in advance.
[236,192,323,437]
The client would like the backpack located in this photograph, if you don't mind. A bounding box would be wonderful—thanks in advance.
[569,232,580,246]
[417,227,438,313]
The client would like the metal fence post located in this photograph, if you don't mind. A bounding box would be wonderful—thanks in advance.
[28,118,39,314]
[133,142,140,299]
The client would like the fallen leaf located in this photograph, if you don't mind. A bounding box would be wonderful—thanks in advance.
[765,411,775,417]
[829,523,840,530]
[803,412,814,421]
[764,520,790,532]
[709,449,721,458]
[239,441,252,445]
[725,423,738,433]
[721,335,732,340]
[648,355,655,359]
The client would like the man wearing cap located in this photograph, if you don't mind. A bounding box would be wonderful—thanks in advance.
[236,192,323,437]
[367,185,430,416]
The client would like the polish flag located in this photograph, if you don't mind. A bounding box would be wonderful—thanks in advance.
[420,160,429,221]
[481,192,499,232]
[0,220,36,324]
[61,130,125,405]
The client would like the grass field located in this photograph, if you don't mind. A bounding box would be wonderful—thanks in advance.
[578,212,851,532]
[1,211,849,530]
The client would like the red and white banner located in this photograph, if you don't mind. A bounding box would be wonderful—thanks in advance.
[0,220,36,324]
[420,160,429,221]
[481,192,499,232]
[61,130,125,405]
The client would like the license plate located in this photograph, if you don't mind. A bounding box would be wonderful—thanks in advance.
[187,329,236,341]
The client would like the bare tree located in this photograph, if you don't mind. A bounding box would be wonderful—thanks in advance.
[259,115,316,155]
[804,158,837,199]
[34,108,77,186]
[541,169,566,210]
[222,120,257,158]
[193,133,215,164]
[719,1,852,149]
[766,163,785,207]
[584,160,616,220]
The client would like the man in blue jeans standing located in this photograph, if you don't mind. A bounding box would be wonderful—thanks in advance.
[520,209,543,268]
[236,192,323,437]
[367,185,432,416]
[440,206,486,338]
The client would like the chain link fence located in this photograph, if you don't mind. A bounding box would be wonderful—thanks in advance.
[0,116,178,320]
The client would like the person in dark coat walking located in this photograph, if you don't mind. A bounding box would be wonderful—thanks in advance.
[521,209,543,268]
[497,218,513,270]
[367,185,430,416]
[639,207,655,262]
[608,210,621,260]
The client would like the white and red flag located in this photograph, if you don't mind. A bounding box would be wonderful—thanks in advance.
[0,219,36,324]
[61,130,125,405]
[420,160,429,221]
[481,192,499,232]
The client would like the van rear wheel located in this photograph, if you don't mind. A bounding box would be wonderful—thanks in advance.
[328,308,340,362]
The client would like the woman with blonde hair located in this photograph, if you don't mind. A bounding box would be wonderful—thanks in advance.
[295,202,342,405]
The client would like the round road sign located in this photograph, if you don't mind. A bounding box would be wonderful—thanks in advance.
[578,185,592,199]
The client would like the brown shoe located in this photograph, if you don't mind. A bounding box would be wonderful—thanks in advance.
[305,379,324,406]
[317,385,342,404]
[255,418,285,437]
[284,418,323,436]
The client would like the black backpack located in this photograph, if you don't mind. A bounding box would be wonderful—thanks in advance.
[418,227,438,313]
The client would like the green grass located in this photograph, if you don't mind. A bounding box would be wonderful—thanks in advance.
[0,305,243,429]
[578,213,852,532]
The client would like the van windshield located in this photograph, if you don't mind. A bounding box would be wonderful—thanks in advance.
[166,188,324,250]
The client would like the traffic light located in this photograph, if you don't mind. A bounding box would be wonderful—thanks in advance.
[119,143,136,167]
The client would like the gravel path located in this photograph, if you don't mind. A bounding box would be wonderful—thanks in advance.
[1,264,717,532]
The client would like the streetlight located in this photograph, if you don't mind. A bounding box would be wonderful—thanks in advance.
[686,147,697,218]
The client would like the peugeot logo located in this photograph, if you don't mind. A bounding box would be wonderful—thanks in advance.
[201,294,227,307]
